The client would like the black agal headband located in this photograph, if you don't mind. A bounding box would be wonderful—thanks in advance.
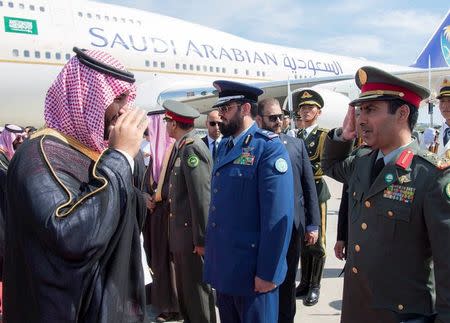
[73,47,135,83]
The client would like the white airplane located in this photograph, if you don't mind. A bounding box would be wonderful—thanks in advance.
[1,0,450,128]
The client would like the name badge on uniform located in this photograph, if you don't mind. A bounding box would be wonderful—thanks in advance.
[233,151,255,165]
[383,184,415,204]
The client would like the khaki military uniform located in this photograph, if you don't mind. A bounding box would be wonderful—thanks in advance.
[322,134,450,323]
[297,125,330,293]
[168,131,216,323]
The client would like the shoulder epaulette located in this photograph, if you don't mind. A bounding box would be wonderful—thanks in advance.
[417,151,450,170]
[257,129,278,139]
[318,127,329,133]
[179,137,195,149]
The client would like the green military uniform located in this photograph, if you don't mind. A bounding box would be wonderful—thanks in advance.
[294,89,330,306]
[322,66,450,322]
[163,100,216,323]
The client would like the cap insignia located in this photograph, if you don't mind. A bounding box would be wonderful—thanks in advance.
[301,91,313,99]
[358,69,368,85]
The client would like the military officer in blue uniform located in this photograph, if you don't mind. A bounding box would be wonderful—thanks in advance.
[203,80,294,323]
[322,66,450,322]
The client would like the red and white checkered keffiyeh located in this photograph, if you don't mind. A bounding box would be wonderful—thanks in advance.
[44,49,137,152]
[0,126,24,160]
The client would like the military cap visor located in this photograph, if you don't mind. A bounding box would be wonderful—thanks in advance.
[212,80,263,108]
[349,66,430,108]
[293,89,324,112]
[162,99,199,125]
[436,79,450,99]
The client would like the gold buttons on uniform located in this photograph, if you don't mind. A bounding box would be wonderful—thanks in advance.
[169,199,172,203]
[361,223,368,230]
[364,200,371,208]
[352,267,358,274]
[251,243,255,248]
[353,192,356,197]
[387,210,394,217]
[169,213,173,218]
[184,222,188,227]
[398,304,404,311]
[355,244,361,252]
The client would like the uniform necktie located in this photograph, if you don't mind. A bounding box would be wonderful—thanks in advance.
[226,138,234,154]
[444,128,450,146]
[212,140,217,159]
[297,129,306,140]
[370,158,385,185]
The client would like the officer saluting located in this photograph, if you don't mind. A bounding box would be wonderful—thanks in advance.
[204,81,294,323]
[294,89,330,306]
[322,66,450,322]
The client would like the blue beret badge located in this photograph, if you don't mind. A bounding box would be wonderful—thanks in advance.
[275,158,288,173]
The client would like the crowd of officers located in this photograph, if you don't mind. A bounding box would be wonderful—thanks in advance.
[0,47,449,323]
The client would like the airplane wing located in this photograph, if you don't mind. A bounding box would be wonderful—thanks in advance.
[161,67,450,114]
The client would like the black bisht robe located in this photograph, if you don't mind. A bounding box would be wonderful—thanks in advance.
[4,134,147,322]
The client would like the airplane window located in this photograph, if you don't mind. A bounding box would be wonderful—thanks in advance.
[0,1,3,7]
[39,6,44,12]
[45,52,51,59]
[189,64,194,71]
[78,12,83,17]
[29,4,35,10]
[234,69,238,74]
[182,64,187,70]
[153,61,158,67]
[262,71,266,77]
[129,19,134,23]
[8,2,13,8]
[55,53,61,60]
[215,67,220,73]
[196,65,200,71]
[87,13,92,18]
[209,66,214,73]
[246,70,249,76]
[137,21,141,26]
[12,49,19,57]
[35,51,40,58]
[145,60,150,67]
[24,50,30,58]
[222,68,226,73]
[96,14,101,19]
[121,18,126,23]
[104,16,109,21]
[175,63,180,69]
[65,53,71,60]
[257,71,260,77]
[161,62,165,68]
[113,17,117,22]
[19,3,24,9]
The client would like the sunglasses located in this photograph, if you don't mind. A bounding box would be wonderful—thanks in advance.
[262,114,283,122]
[209,121,222,127]
[217,103,242,114]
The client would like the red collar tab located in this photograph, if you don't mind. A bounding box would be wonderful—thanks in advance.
[361,82,422,108]
[166,111,194,125]
[395,149,414,169]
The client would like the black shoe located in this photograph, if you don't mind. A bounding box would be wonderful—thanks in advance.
[303,286,320,306]
[155,312,182,322]
[295,284,309,297]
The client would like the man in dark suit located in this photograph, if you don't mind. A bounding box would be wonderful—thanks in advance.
[202,110,222,160]
[256,98,320,323]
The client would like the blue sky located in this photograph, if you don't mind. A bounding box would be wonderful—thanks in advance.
[97,0,449,66]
